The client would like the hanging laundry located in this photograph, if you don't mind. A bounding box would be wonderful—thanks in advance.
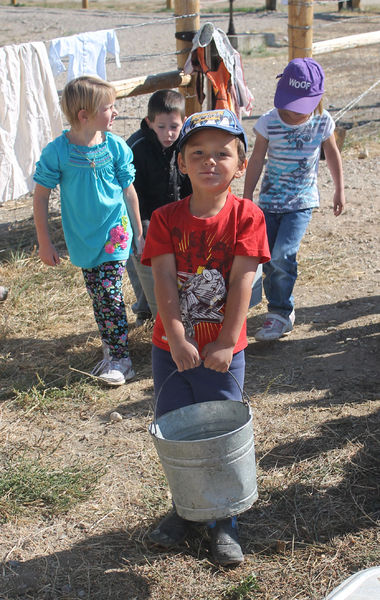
[49,29,121,82]
[0,41,62,205]
[192,46,234,111]
[184,22,254,119]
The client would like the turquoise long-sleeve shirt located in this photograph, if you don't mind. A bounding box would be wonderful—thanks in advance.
[34,131,135,269]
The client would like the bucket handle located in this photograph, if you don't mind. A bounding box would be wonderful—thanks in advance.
[151,367,251,434]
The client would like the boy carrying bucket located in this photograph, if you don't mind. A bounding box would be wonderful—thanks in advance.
[141,109,270,566]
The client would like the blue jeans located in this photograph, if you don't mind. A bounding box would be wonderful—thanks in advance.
[126,219,158,319]
[126,255,151,316]
[126,255,158,318]
[152,346,245,417]
[263,209,312,318]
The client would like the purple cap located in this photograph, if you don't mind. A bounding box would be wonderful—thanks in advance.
[274,58,325,113]
[178,109,248,152]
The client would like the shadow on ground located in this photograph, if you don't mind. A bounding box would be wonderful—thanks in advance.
[246,295,379,404]
[245,405,379,549]
[0,530,151,600]
[0,328,153,405]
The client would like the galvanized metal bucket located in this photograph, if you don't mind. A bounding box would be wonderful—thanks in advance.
[149,370,258,522]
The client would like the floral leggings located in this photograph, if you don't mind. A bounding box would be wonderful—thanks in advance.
[82,261,129,359]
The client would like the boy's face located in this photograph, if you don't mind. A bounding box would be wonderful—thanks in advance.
[178,129,246,193]
[146,111,184,148]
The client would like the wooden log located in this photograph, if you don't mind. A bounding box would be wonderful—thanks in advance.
[112,71,192,99]
[174,0,202,114]
[313,30,380,55]
[288,0,313,60]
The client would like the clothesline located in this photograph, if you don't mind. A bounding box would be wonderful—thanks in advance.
[0,10,203,206]
[10,12,200,48]
[114,12,199,31]
[108,49,187,63]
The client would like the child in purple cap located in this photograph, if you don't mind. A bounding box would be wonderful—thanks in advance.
[244,57,345,341]
[142,109,270,566]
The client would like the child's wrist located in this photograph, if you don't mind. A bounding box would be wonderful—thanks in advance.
[214,334,236,350]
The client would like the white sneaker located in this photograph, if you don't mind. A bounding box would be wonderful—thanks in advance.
[255,311,295,342]
[92,356,135,386]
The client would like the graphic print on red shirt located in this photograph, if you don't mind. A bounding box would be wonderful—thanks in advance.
[142,193,271,354]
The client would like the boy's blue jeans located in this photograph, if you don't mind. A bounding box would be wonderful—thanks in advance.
[152,345,245,417]
[126,255,157,318]
[263,208,312,318]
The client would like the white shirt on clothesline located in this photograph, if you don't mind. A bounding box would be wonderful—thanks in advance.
[49,29,121,82]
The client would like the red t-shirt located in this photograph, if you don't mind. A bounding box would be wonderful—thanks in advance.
[142,193,270,354]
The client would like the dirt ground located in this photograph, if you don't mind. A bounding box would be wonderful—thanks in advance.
[0,2,379,599]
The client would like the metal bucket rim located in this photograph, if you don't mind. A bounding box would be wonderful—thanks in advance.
[152,367,252,432]
[150,399,252,442]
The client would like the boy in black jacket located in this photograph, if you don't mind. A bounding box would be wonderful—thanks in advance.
[127,89,191,325]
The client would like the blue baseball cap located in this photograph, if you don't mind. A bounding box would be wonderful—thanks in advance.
[178,109,248,152]
[274,58,325,113]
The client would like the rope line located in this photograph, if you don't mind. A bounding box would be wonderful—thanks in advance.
[334,78,380,123]
[107,49,187,63]
[6,12,200,47]
[113,12,199,32]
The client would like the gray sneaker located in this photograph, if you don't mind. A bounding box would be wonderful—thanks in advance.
[92,354,135,386]
[255,310,295,342]
[209,517,244,567]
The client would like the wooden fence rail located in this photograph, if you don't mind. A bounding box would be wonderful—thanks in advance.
[113,70,191,99]
[313,30,380,55]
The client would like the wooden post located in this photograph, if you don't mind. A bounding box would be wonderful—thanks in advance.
[266,0,277,10]
[167,0,174,8]
[288,0,314,60]
[228,0,236,35]
[174,0,202,115]
[82,0,88,8]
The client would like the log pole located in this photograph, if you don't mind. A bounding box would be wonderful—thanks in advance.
[288,0,313,60]
[174,0,202,115]
[113,70,192,99]
[313,30,380,55]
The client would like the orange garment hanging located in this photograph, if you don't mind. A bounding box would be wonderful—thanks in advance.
[192,46,233,111]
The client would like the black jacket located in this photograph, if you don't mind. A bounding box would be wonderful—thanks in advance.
[127,119,192,221]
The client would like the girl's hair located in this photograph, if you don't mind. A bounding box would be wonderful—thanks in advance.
[61,76,116,128]
[314,98,323,116]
